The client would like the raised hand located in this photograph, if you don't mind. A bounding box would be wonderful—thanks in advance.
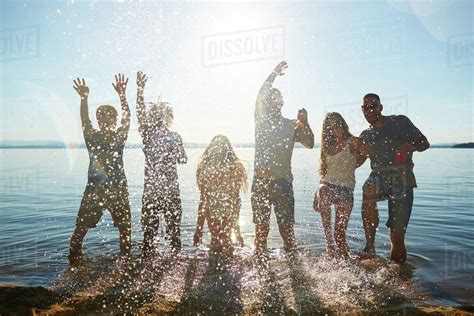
[273,61,288,76]
[73,78,89,98]
[137,71,148,90]
[297,108,308,124]
[112,73,128,96]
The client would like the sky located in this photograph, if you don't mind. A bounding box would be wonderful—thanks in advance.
[0,0,472,145]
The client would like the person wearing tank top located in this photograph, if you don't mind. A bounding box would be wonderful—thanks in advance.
[313,112,368,258]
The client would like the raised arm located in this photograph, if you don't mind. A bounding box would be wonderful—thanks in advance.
[294,108,315,148]
[255,61,288,121]
[136,71,148,141]
[112,73,130,142]
[73,78,94,138]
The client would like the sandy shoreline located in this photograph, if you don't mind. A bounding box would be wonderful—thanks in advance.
[1,252,472,315]
[1,284,473,315]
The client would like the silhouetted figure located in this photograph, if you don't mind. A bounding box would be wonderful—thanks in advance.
[136,71,187,256]
[313,112,368,258]
[69,74,132,265]
[357,93,430,263]
[252,61,314,257]
[193,135,247,259]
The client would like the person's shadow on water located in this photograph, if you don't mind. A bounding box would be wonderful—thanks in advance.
[288,256,332,315]
[177,253,243,315]
[60,253,174,312]
[253,256,294,315]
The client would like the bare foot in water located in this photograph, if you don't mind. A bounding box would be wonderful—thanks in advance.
[326,245,337,258]
[355,247,376,260]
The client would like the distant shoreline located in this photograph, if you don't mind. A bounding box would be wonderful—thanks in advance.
[0,142,473,149]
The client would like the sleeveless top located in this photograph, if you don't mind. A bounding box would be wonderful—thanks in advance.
[321,140,358,190]
[200,164,242,220]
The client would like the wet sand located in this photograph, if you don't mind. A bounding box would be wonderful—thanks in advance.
[1,253,473,315]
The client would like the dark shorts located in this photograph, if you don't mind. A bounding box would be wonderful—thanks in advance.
[141,195,182,233]
[364,171,414,233]
[251,177,295,226]
[76,184,131,229]
[319,181,354,205]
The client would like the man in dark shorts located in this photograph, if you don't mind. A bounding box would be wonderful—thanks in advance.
[358,93,430,263]
[252,61,314,256]
[69,74,132,264]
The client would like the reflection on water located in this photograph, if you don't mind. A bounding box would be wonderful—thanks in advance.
[0,148,473,311]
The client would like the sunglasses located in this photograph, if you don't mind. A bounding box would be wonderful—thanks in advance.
[361,103,379,111]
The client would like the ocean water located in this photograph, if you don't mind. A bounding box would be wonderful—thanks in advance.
[0,147,472,311]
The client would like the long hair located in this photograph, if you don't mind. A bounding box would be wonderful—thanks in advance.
[319,112,353,177]
[197,135,247,193]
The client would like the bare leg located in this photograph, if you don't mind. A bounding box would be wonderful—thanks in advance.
[335,202,352,258]
[221,219,234,258]
[118,224,131,256]
[142,226,156,257]
[390,228,407,263]
[277,223,297,254]
[361,181,379,255]
[226,220,234,257]
[208,218,220,255]
[255,222,270,254]
[319,186,335,256]
[166,209,182,253]
[69,226,88,264]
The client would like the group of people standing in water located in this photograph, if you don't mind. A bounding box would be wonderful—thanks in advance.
[69,61,429,266]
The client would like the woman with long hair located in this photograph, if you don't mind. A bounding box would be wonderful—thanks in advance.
[193,135,247,258]
[314,112,368,258]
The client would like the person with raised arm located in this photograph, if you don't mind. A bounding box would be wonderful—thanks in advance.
[69,74,132,264]
[252,61,314,258]
[136,71,187,257]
